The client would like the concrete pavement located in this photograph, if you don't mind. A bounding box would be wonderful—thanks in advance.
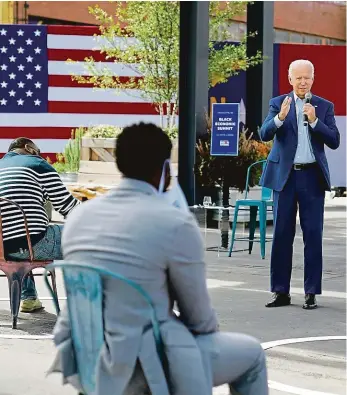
[0,204,345,395]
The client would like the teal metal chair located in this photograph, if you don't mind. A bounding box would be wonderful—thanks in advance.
[228,160,273,259]
[44,262,167,395]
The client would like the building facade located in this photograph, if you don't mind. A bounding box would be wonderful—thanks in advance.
[3,1,346,45]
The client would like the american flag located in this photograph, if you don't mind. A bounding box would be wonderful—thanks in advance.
[0,25,160,161]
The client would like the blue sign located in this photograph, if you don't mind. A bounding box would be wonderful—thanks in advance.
[210,103,239,156]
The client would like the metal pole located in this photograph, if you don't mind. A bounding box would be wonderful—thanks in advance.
[246,1,274,138]
[178,1,209,205]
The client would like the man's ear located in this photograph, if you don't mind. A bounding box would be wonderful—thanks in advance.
[24,144,36,155]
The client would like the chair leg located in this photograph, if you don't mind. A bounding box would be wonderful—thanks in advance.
[29,270,35,284]
[248,206,258,254]
[228,204,239,257]
[7,271,25,330]
[50,269,60,313]
[259,203,267,259]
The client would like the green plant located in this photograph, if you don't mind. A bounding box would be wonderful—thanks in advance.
[163,127,178,140]
[52,161,67,174]
[52,153,67,173]
[62,127,84,173]
[195,113,272,192]
[69,1,262,135]
[84,124,123,138]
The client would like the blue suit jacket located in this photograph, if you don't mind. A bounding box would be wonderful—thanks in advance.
[260,92,340,192]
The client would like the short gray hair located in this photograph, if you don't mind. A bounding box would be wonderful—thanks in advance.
[288,60,314,78]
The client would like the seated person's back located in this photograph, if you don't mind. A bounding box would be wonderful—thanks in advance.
[62,179,213,329]
[0,137,80,312]
[52,123,269,395]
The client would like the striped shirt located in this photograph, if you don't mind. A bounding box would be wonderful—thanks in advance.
[0,152,80,251]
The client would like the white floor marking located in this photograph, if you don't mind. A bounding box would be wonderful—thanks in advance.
[214,381,340,395]
[206,279,244,289]
[267,380,338,395]
[0,334,53,340]
[206,278,347,299]
[238,286,346,299]
[262,335,346,350]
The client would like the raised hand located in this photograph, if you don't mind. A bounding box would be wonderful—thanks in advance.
[278,96,292,121]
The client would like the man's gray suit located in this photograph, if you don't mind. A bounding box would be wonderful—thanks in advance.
[51,178,268,395]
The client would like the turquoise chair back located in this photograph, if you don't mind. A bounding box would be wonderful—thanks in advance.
[45,262,165,395]
[244,160,272,201]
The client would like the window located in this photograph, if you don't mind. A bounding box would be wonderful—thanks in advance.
[274,29,290,43]
[289,32,304,43]
[303,35,322,44]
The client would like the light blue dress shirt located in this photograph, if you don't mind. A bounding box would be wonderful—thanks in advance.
[274,93,317,164]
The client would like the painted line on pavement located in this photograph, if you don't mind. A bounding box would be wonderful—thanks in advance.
[204,278,346,299]
[214,381,338,395]
[0,334,53,340]
[264,336,346,395]
[239,287,346,299]
[262,335,346,350]
[267,380,338,395]
[206,279,245,289]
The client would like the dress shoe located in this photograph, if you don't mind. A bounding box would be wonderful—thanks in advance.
[303,294,317,310]
[265,293,291,308]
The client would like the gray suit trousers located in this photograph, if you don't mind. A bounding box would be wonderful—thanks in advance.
[196,332,268,395]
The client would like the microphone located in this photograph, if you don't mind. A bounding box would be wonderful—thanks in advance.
[303,92,312,126]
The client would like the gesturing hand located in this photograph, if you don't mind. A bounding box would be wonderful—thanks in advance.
[278,96,292,121]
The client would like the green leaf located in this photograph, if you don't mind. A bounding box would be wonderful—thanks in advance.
[68,1,262,129]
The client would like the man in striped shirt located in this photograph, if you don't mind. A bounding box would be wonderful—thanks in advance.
[0,138,80,312]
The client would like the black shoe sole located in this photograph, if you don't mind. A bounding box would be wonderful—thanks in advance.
[265,301,291,308]
[302,304,318,310]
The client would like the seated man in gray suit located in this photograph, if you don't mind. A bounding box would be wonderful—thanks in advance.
[51,123,268,395]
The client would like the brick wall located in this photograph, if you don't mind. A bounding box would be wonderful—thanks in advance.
[232,1,346,40]
[16,1,346,41]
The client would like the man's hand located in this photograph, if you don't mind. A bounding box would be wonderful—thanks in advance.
[278,96,292,121]
[303,103,317,123]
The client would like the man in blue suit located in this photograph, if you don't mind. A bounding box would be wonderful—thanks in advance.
[260,59,340,309]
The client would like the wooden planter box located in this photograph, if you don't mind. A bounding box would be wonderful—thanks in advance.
[81,138,117,162]
[78,136,178,184]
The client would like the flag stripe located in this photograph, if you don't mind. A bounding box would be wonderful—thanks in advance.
[0,113,162,127]
[47,25,100,36]
[47,48,113,62]
[0,139,68,152]
[48,87,151,103]
[0,127,73,139]
[48,101,158,115]
[48,60,140,77]
[48,75,141,88]
[47,34,133,51]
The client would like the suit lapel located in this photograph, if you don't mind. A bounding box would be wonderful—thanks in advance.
[288,91,297,134]
[310,94,319,119]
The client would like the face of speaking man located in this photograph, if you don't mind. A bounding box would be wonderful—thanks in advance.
[288,64,314,99]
